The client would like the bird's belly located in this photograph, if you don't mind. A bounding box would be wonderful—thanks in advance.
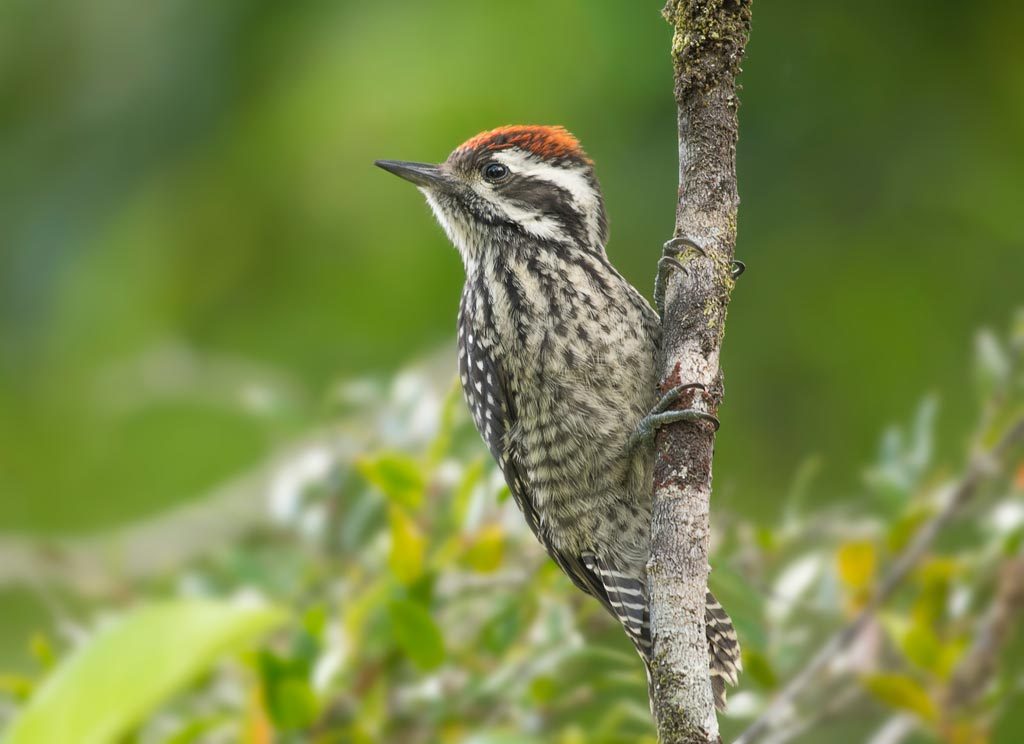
[509,369,654,557]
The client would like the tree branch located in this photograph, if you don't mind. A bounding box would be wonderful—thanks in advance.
[648,2,752,742]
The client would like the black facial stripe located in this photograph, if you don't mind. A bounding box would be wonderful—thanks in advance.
[499,175,588,245]
[449,177,587,246]
[450,189,518,230]
[438,152,607,250]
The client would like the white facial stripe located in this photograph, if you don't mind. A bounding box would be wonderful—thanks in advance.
[500,201,568,242]
[427,184,565,252]
[492,149,602,246]
[493,150,597,213]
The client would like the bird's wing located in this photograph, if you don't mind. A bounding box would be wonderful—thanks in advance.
[457,314,609,606]
[458,313,540,538]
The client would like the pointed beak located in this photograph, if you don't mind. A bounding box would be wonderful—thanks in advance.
[374,160,448,189]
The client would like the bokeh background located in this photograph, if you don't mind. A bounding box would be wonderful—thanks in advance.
[1,1,1022,743]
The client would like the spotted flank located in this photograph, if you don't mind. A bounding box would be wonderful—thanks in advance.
[458,301,543,545]
[457,300,507,467]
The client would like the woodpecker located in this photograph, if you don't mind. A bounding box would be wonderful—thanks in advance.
[376,125,740,709]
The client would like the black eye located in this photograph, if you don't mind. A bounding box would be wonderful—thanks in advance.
[482,162,509,182]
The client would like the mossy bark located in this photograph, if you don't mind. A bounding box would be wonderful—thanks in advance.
[648,2,752,743]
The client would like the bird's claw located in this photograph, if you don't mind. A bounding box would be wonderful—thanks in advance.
[627,383,720,453]
[663,236,706,258]
[658,254,685,274]
[655,238,706,317]
[655,237,745,315]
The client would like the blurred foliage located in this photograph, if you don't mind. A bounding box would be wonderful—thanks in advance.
[5,601,284,744]
[1,315,1022,743]
[2,0,1024,742]
[1,375,663,743]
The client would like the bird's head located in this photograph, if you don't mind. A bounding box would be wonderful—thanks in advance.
[376,125,608,265]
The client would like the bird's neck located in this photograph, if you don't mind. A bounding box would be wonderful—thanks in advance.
[460,238,646,360]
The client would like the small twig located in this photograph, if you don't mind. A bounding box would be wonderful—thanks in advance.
[760,684,862,744]
[858,552,1024,744]
[866,714,918,744]
[944,551,1024,712]
[734,417,1024,744]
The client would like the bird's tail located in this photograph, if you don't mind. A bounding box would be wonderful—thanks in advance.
[705,590,742,712]
[638,591,741,713]
[582,552,741,711]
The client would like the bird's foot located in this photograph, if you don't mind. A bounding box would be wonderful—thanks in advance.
[655,238,745,316]
[627,383,720,453]
[655,237,705,317]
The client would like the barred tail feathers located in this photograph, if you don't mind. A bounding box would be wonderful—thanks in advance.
[705,590,742,711]
[581,552,651,655]
[583,550,741,714]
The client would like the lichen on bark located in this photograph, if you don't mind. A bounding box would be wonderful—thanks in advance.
[663,0,752,93]
[648,2,752,743]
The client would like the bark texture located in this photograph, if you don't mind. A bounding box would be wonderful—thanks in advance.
[648,2,751,742]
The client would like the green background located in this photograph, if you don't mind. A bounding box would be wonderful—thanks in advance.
[1,0,1022,715]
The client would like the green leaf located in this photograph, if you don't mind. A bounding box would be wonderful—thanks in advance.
[912,558,958,625]
[901,623,943,676]
[4,600,285,744]
[861,672,938,722]
[356,452,425,509]
[1004,525,1024,556]
[256,648,318,729]
[528,675,558,704]
[265,677,319,731]
[754,525,777,552]
[837,540,877,593]
[883,612,962,680]
[461,524,505,573]
[388,505,426,584]
[388,599,445,671]
[301,604,328,641]
[867,398,938,505]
